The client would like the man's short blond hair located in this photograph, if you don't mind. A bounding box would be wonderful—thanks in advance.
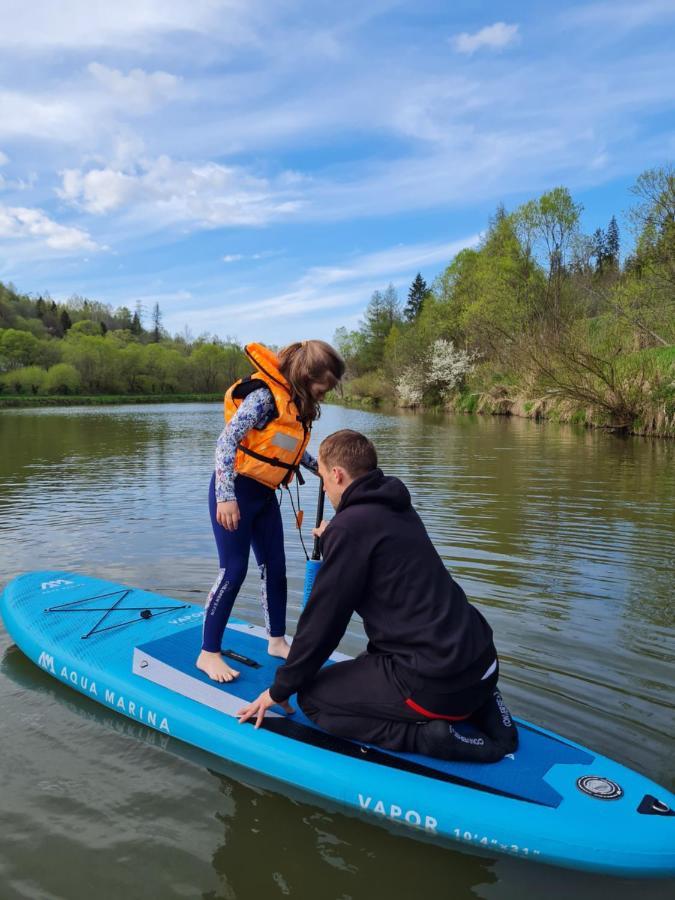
[319,429,377,478]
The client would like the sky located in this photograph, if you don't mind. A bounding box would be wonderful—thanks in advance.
[0,0,673,345]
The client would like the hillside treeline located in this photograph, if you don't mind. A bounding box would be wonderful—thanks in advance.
[335,166,674,436]
[0,291,250,397]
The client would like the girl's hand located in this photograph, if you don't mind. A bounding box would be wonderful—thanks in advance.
[217,500,240,531]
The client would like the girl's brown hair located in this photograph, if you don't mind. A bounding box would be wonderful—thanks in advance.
[278,340,345,425]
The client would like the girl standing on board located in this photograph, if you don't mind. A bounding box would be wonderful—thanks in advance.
[197,341,345,683]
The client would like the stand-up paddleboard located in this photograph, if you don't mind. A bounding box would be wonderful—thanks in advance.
[1,571,673,877]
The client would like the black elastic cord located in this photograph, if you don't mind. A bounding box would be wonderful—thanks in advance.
[45,589,188,639]
[285,484,309,561]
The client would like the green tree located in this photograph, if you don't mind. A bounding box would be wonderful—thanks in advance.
[514,187,582,321]
[629,165,675,287]
[359,284,401,369]
[44,363,81,395]
[62,335,122,393]
[0,329,41,370]
[606,216,620,267]
[151,302,163,343]
[70,319,102,337]
[188,343,248,393]
[592,227,608,274]
[2,365,46,395]
[404,273,428,322]
[116,306,133,330]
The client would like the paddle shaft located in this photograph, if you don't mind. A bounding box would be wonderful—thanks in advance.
[311,477,325,560]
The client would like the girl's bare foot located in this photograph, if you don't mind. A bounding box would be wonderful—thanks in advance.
[196,649,240,683]
[268,635,291,659]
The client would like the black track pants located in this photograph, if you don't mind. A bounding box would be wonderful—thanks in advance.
[297,652,516,760]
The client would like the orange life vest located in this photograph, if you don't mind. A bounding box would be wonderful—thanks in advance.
[224,343,311,489]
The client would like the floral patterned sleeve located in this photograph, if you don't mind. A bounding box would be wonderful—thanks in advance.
[214,388,276,502]
[301,449,319,474]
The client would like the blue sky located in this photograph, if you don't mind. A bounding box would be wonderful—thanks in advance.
[0,0,673,345]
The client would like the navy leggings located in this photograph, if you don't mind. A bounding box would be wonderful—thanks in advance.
[202,473,287,651]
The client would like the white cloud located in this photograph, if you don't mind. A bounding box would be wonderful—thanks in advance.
[222,250,278,263]
[0,63,178,145]
[87,63,181,113]
[0,0,234,49]
[298,237,480,289]
[0,90,86,142]
[0,203,98,251]
[452,22,519,55]
[196,235,479,325]
[0,152,8,166]
[59,155,305,227]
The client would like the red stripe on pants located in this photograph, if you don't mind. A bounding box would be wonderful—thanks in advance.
[405,697,471,721]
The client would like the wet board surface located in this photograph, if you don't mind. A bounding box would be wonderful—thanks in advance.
[2,571,674,877]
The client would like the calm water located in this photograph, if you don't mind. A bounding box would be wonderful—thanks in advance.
[0,403,673,900]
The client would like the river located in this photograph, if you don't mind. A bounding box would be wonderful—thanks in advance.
[0,402,673,899]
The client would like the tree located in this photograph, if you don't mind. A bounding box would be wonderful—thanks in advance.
[0,329,41,370]
[592,227,608,274]
[116,306,133,330]
[404,273,428,322]
[514,188,582,321]
[629,165,675,286]
[606,216,620,267]
[131,310,142,336]
[188,343,248,393]
[44,363,81,395]
[359,284,401,369]
[60,309,72,333]
[2,365,46,395]
[151,302,163,343]
[69,319,101,337]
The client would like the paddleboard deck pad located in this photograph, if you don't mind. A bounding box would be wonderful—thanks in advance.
[1,571,674,877]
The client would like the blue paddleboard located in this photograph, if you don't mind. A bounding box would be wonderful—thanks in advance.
[1,571,673,877]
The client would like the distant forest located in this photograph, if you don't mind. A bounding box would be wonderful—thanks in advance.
[0,290,250,398]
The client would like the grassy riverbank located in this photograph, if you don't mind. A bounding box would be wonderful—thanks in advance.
[340,344,675,438]
[0,393,223,409]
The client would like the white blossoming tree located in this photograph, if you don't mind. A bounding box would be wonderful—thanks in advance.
[395,368,424,407]
[427,339,476,399]
[395,339,476,406]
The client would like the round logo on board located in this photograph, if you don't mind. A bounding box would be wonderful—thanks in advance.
[576,775,624,800]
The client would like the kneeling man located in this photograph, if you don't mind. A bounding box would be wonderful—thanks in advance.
[238,429,518,762]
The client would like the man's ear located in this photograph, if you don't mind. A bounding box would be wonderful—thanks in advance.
[333,466,344,485]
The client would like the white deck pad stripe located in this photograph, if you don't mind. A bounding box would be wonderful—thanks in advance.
[132,648,280,718]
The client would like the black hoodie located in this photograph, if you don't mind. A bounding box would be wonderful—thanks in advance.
[270,468,496,704]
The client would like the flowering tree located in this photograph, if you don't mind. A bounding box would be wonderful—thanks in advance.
[395,339,476,406]
[427,339,476,399]
[395,369,424,407]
